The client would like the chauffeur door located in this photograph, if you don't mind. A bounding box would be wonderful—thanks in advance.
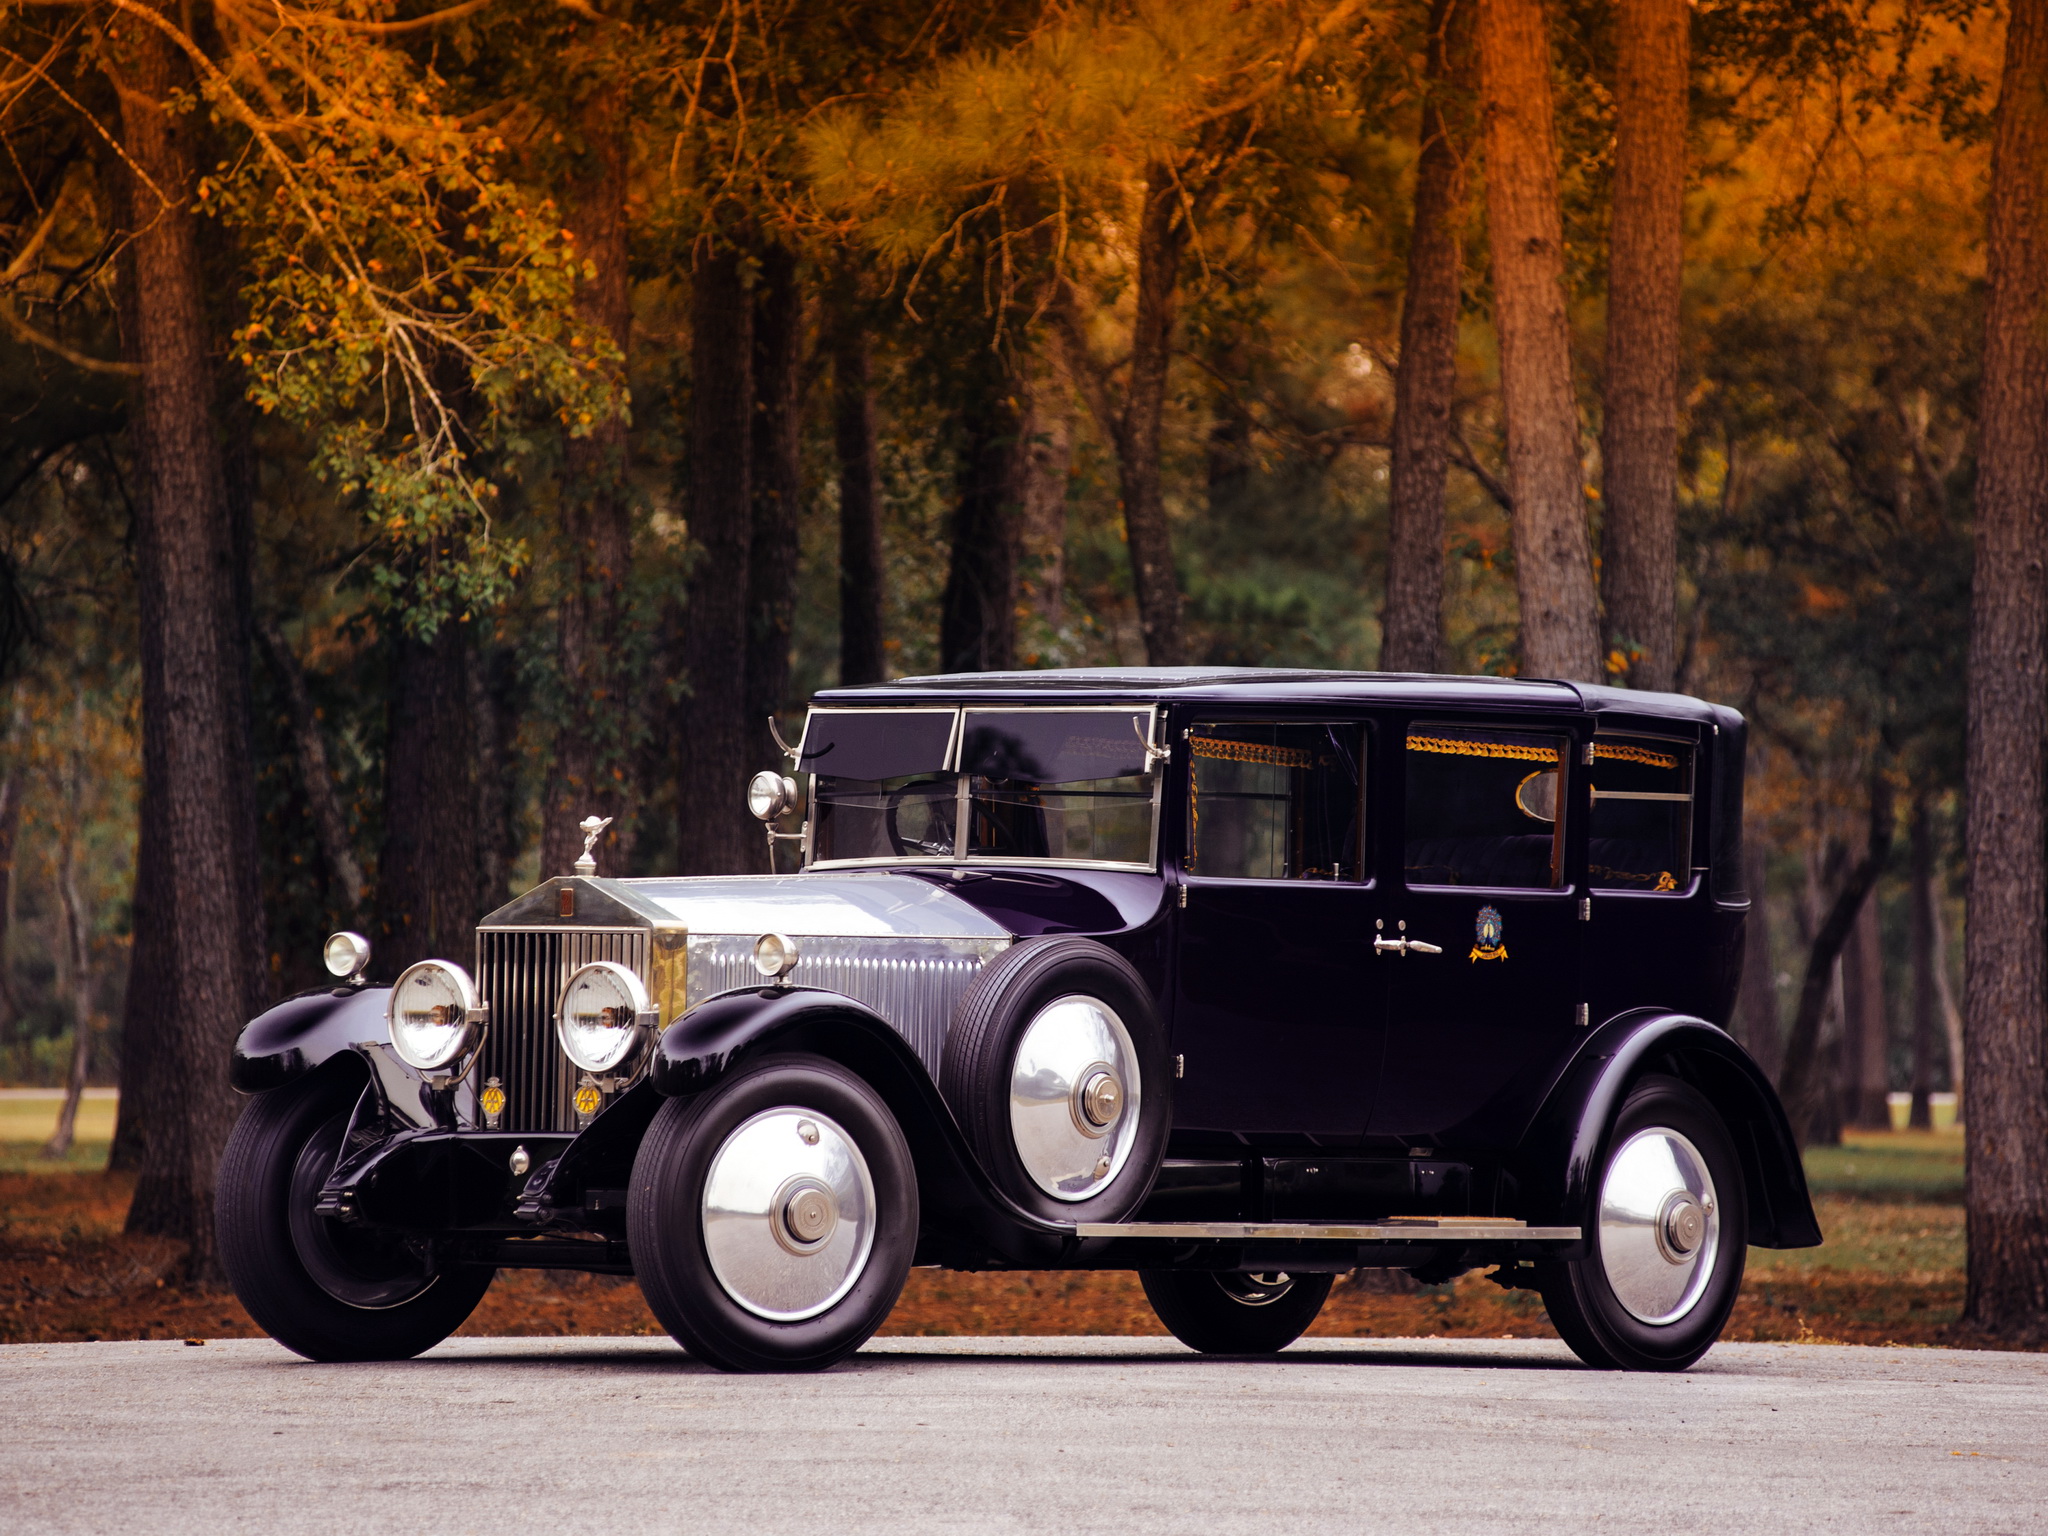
[1370,718,1585,1146]
[1169,719,1384,1136]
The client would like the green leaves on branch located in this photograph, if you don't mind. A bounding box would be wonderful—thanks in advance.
[195,12,622,637]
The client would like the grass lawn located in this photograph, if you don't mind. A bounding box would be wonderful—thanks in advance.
[0,1104,2005,1349]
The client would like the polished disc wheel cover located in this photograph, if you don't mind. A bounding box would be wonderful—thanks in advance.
[1598,1126,1721,1325]
[1008,995,1141,1200]
[701,1107,877,1322]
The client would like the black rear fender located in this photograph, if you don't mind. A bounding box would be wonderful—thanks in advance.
[654,986,1073,1267]
[1514,1010,1821,1249]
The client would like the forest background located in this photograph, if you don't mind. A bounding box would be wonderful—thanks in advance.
[2,0,2044,1342]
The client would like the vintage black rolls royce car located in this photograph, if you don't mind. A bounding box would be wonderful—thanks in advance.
[217,667,1819,1373]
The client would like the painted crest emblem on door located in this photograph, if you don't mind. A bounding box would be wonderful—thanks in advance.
[1470,905,1507,962]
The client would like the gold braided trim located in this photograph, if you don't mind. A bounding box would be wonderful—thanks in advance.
[1406,734,1560,764]
[1592,742,1680,770]
[1190,736,1316,769]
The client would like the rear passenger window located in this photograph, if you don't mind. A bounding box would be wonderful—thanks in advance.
[1404,725,1568,889]
[1590,738,1694,893]
[1185,722,1364,881]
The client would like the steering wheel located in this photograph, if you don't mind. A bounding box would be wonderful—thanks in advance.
[884,777,957,857]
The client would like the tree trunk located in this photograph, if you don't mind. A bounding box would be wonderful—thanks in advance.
[469,640,517,914]
[1383,0,1472,674]
[540,97,635,881]
[1734,840,1781,1080]
[1117,162,1189,667]
[1778,778,1893,1145]
[42,760,93,1161]
[1965,0,2048,1342]
[255,616,365,915]
[1474,0,1602,681]
[1018,401,1073,634]
[110,17,265,1281]
[1909,791,1938,1128]
[1599,0,1688,690]
[0,764,21,1025]
[1931,867,1964,1117]
[747,244,805,766]
[373,623,479,974]
[1839,891,1890,1130]
[941,360,1025,673]
[833,315,887,687]
[676,244,757,875]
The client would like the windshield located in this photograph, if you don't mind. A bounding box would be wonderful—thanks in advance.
[802,706,1159,870]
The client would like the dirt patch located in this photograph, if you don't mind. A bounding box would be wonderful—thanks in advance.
[2,1172,2030,1352]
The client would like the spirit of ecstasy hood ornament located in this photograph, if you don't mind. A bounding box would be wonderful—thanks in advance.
[574,814,614,877]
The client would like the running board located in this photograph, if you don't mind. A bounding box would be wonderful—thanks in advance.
[1071,1218,1580,1243]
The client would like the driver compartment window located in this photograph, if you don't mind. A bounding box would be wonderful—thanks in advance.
[1403,723,1569,889]
[1183,721,1365,881]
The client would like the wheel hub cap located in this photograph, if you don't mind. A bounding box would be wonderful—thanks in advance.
[1598,1126,1721,1325]
[702,1108,876,1322]
[1009,996,1142,1201]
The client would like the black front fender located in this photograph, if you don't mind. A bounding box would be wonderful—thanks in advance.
[1513,1010,1821,1249]
[231,985,390,1093]
[654,986,1075,1267]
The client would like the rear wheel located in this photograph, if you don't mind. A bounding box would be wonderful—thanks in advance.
[628,1054,918,1373]
[1140,1269,1334,1354]
[216,1072,494,1362]
[1538,1074,1748,1371]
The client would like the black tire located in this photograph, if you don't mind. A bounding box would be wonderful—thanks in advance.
[1141,1269,1335,1354]
[1538,1074,1749,1372]
[940,936,1170,1224]
[628,1053,918,1373]
[216,1072,495,1362]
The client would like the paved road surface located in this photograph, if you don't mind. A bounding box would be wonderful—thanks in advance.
[5,1335,2044,1533]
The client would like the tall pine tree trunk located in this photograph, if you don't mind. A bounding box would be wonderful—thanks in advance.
[676,245,757,874]
[109,16,264,1279]
[1965,0,2048,1342]
[1117,163,1189,667]
[374,624,479,972]
[1383,0,1472,674]
[540,97,634,880]
[832,316,887,686]
[941,358,1025,673]
[747,245,804,766]
[1735,840,1781,1079]
[1909,791,1939,1129]
[1840,893,1890,1130]
[1599,0,1688,690]
[1475,0,1601,681]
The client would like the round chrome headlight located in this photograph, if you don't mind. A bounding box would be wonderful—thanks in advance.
[747,770,798,823]
[323,930,370,980]
[556,961,652,1074]
[387,960,480,1071]
[752,932,800,980]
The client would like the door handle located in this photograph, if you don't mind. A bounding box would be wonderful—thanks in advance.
[1374,935,1444,957]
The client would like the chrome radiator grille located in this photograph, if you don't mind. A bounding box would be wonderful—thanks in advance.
[685,935,1007,1075]
[476,927,649,1132]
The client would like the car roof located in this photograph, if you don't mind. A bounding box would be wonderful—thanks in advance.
[811,667,1733,728]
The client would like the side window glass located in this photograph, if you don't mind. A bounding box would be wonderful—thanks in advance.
[1590,738,1694,893]
[1404,725,1568,889]
[1185,722,1364,881]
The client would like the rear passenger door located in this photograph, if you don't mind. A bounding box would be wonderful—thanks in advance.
[1170,718,1383,1136]
[1371,717,1586,1146]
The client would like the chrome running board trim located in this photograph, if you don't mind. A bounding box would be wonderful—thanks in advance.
[1071,1219,1580,1242]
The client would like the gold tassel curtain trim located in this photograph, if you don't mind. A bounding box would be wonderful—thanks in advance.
[1592,742,1680,771]
[1190,736,1317,769]
[1406,734,1560,765]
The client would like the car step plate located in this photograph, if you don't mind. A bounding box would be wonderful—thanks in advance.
[1071,1218,1580,1242]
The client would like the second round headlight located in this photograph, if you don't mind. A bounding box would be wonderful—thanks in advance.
[555,961,653,1074]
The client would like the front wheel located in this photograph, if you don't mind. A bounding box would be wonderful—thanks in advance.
[1538,1074,1749,1372]
[1140,1269,1334,1354]
[216,1072,495,1362]
[628,1054,918,1373]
